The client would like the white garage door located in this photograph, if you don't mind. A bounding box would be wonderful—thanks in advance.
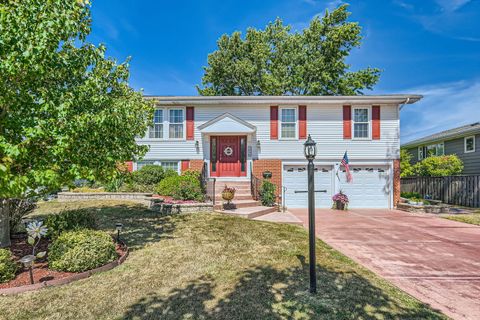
[283,165,333,208]
[338,166,390,208]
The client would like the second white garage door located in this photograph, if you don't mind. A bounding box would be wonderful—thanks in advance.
[337,166,391,208]
[283,165,333,208]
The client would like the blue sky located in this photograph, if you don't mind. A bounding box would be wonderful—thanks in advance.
[88,0,480,143]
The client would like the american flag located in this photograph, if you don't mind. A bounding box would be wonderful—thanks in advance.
[341,151,353,183]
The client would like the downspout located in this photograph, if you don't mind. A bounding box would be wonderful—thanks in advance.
[399,97,410,111]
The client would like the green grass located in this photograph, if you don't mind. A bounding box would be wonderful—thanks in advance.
[441,210,480,226]
[0,200,446,320]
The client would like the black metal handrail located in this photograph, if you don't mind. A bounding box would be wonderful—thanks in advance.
[201,162,216,204]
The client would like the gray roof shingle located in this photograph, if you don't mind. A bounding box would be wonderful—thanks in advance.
[402,122,480,147]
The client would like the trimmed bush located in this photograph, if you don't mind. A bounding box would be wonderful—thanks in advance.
[44,209,96,239]
[48,229,117,272]
[0,249,17,283]
[260,180,276,207]
[132,165,165,186]
[401,191,421,199]
[413,155,463,177]
[156,170,204,201]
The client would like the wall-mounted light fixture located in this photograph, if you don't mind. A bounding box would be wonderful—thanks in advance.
[256,140,261,148]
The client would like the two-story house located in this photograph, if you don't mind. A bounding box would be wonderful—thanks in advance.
[402,122,480,175]
[134,95,421,209]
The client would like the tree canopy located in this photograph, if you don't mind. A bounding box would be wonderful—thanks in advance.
[0,0,153,199]
[197,5,380,96]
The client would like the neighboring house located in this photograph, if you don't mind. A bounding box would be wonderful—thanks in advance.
[134,95,421,209]
[402,122,480,175]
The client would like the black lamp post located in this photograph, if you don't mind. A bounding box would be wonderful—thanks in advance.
[304,134,317,294]
[115,223,123,244]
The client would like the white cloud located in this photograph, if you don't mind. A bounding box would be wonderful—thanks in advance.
[400,79,480,143]
[394,0,478,41]
[434,0,471,12]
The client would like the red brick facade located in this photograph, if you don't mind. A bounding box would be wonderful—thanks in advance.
[393,159,401,207]
[190,160,205,172]
[252,159,282,199]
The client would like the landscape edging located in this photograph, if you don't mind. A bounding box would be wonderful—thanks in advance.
[0,246,129,296]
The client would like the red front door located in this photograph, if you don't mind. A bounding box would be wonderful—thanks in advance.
[211,136,246,177]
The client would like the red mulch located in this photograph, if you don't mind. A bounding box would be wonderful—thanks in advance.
[0,234,124,290]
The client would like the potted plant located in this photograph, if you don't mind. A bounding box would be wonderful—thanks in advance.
[332,191,349,211]
[221,185,236,204]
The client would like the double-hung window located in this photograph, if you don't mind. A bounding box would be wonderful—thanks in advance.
[280,108,297,139]
[169,109,184,139]
[465,136,475,153]
[353,107,370,139]
[148,108,185,140]
[149,109,163,138]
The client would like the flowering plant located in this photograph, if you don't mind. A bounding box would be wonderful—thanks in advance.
[332,191,349,204]
[222,186,236,194]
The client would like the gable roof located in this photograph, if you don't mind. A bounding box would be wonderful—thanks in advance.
[197,113,256,133]
[402,122,480,148]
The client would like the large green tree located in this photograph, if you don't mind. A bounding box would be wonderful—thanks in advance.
[0,0,153,246]
[198,5,380,96]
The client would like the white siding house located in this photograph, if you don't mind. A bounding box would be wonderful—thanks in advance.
[135,95,421,209]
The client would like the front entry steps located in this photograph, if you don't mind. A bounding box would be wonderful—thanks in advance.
[213,180,277,219]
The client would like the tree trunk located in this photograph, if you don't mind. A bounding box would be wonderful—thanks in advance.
[0,199,11,247]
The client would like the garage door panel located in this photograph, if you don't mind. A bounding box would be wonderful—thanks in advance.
[284,165,333,208]
[338,166,390,208]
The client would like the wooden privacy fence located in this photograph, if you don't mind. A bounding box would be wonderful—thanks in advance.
[401,175,480,208]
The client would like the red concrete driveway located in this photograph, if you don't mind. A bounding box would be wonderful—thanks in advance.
[290,208,480,320]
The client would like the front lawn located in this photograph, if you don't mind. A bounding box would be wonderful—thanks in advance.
[0,200,445,319]
[441,210,480,226]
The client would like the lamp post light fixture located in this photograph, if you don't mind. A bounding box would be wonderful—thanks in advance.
[115,223,123,244]
[304,134,317,294]
[19,255,36,285]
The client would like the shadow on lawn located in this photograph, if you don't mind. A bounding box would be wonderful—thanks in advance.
[72,204,182,250]
[123,255,443,320]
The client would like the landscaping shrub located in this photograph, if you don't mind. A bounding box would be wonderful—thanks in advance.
[0,249,17,283]
[44,209,96,239]
[132,165,165,186]
[260,180,276,206]
[413,155,463,177]
[401,191,421,199]
[400,148,414,178]
[48,229,117,272]
[156,170,204,201]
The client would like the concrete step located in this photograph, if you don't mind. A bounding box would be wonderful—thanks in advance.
[215,206,277,219]
[214,200,260,210]
[215,185,251,191]
[215,194,252,201]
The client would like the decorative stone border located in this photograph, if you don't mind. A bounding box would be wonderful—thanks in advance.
[0,246,129,296]
[58,192,152,206]
[57,192,214,213]
[149,201,213,214]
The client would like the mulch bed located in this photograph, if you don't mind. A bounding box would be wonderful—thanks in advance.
[0,234,125,290]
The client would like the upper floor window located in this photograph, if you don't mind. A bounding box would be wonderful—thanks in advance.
[149,109,163,139]
[169,109,184,139]
[148,107,185,140]
[465,136,475,153]
[280,107,297,139]
[353,107,370,139]
[418,142,444,160]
